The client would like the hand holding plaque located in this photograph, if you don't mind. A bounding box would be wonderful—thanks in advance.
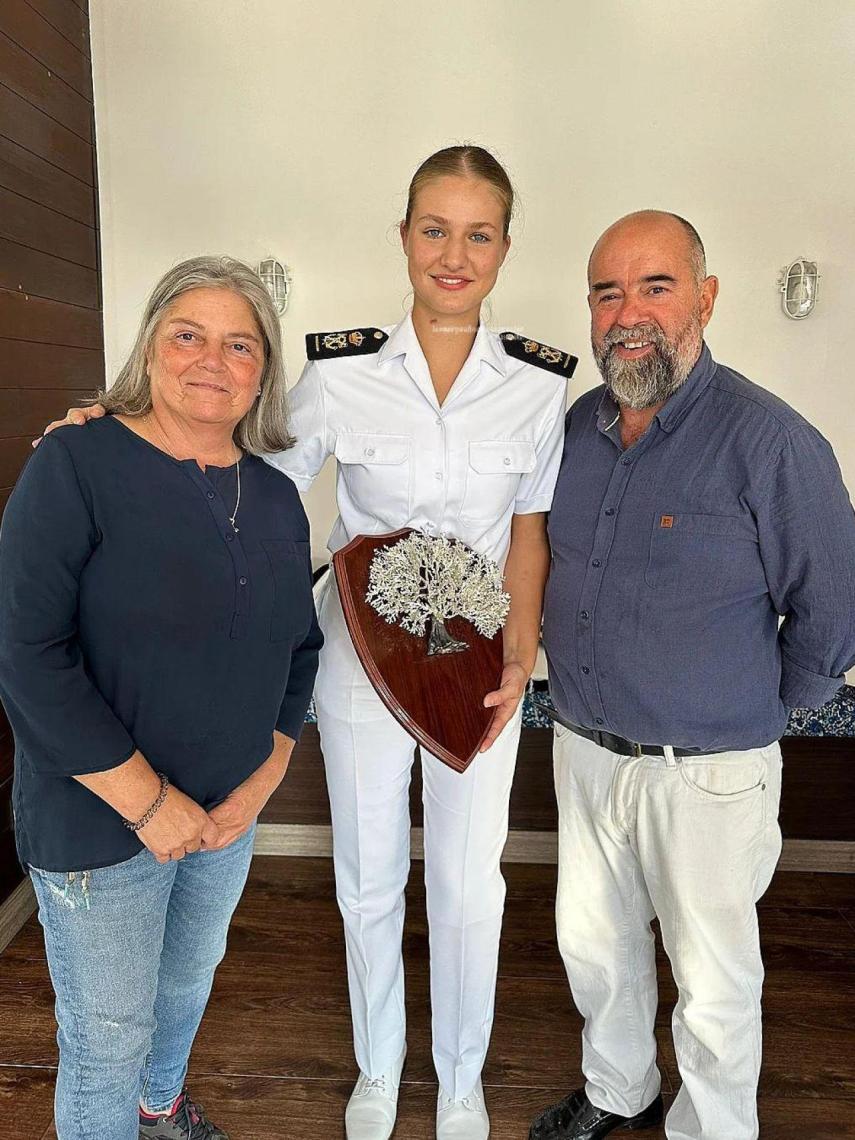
[332,530,509,772]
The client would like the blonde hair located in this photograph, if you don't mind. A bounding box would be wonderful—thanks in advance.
[96,256,294,455]
[404,145,515,236]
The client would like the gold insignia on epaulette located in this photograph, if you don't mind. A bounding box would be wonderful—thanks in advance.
[499,330,579,379]
[306,327,389,360]
[321,331,369,350]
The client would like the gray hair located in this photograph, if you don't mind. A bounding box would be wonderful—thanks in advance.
[96,256,294,455]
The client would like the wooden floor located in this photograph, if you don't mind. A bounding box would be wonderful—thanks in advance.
[0,858,853,1139]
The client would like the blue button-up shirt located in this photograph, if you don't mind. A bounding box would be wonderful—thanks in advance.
[543,345,855,751]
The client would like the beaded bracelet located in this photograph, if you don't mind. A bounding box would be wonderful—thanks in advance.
[123,773,170,832]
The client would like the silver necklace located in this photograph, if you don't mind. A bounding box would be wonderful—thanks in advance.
[145,414,241,532]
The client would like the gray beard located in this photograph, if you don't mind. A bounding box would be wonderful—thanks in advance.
[593,323,701,411]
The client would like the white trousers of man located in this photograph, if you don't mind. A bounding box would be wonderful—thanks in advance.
[553,726,783,1140]
[315,580,520,1101]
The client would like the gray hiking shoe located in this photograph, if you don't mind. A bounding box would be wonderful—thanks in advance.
[138,1089,229,1139]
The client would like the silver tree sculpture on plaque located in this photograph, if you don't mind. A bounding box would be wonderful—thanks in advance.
[366,533,511,656]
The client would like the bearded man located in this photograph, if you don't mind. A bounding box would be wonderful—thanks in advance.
[530,211,855,1140]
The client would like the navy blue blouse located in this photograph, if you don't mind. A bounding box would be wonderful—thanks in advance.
[0,416,322,871]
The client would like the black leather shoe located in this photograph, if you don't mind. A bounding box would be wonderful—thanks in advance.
[528,1088,663,1140]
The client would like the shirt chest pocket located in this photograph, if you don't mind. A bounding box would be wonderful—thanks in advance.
[460,440,537,522]
[262,539,313,642]
[334,432,412,524]
[644,512,762,592]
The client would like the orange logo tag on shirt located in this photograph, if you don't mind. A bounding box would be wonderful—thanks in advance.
[660,515,674,528]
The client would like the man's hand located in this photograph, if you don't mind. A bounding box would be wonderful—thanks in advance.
[480,661,528,751]
[137,785,220,864]
[34,402,106,446]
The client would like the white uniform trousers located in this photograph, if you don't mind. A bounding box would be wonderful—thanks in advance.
[315,579,520,1100]
[553,726,783,1140]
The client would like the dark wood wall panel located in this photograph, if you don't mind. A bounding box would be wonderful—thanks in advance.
[0,777,19,900]
[0,292,102,348]
[0,82,91,182]
[0,0,93,101]
[0,717,12,785]
[0,238,99,308]
[0,387,91,438]
[0,338,103,390]
[0,30,92,139]
[0,186,96,265]
[0,133,95,224]
[0,0,100,907]
[263,729,855,845]
[25,0,90,60]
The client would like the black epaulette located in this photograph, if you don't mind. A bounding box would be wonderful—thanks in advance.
[306,328,388,360]
[500,332,578,379]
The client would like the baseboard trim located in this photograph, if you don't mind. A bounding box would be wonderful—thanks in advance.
[254,824,853,873]
[0,878,35,954]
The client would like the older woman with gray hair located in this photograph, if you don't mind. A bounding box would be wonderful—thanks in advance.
[0,256,322,1140]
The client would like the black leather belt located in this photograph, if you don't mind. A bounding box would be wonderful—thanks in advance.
[533,700,727,758]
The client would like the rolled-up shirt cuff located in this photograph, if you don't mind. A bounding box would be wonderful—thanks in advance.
[780,654,844,710]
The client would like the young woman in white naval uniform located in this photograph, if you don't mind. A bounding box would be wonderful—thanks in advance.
[41,146,576,1140]
[269,147,576,1140]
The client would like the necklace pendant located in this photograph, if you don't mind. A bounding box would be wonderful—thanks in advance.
[230,521,239,533]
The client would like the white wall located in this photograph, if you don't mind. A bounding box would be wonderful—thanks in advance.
[90,0,855,561]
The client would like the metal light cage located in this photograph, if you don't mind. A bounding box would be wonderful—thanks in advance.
[779,258,820,320]
[257,257,292,315]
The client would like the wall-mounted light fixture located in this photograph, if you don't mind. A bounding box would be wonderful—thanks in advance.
[778,258,820,320]
[257,258,292,315]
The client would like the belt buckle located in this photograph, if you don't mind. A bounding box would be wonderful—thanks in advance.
[632,741,643,758]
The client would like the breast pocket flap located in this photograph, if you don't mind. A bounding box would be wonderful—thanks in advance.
[468,440,536,475]
[334,433,411,465]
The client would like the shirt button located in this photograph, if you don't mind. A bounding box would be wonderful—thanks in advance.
[365,447,375,457]
[621,457,632,465]
[580,610,590,621]
[581,665,590,675]
[239,576,247,586]
[435,418,442,426]
[435,471,443,480]
[503,457,511,466]
[592,559,601,567]
[206,491,215,500]
[605,507,615,516]
[595,717,604,725]
[226,532,235,542]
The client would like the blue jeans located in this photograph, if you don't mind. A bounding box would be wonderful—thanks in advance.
[29,825,255,1140]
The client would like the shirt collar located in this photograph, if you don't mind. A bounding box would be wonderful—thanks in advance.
[654,342,717,433]
[595,342,717,437]
[377,312,508,378]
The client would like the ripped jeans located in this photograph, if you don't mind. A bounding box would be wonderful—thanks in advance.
[29,825,255,1140]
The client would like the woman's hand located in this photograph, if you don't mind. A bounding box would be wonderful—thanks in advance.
[34,402,106,446]
[137,785,221,863]
[74,750,218,863]
[204,732,295,850]
[480,661,528,751]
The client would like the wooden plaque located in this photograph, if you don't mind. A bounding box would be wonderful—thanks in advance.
[332,530,504,773]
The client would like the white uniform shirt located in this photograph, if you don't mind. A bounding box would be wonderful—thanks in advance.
[265,314,568,567]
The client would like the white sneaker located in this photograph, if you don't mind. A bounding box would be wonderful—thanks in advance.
[345,1048,406,1140]
[436,1078,490,1139]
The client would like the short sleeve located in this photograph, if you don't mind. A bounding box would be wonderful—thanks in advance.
[263,360,332,491]
[514,382,567,514]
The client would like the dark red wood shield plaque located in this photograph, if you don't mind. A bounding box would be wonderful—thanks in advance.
[332,529,504,773]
